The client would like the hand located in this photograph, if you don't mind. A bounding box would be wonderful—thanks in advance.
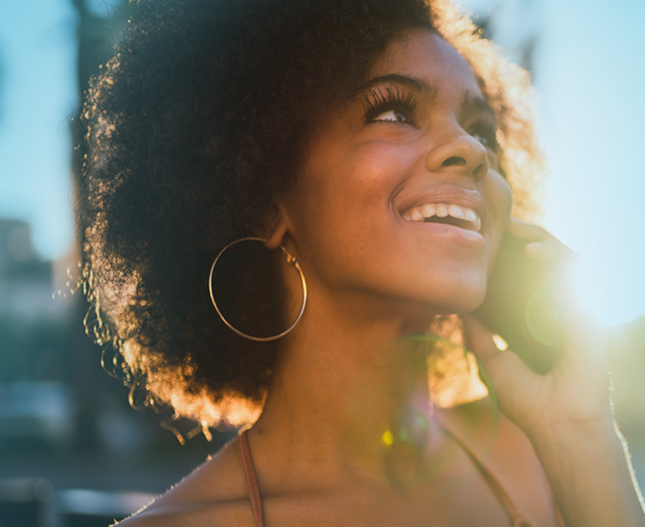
[465,219,645,526]
[463,312,611,443]
[464,218,611,442]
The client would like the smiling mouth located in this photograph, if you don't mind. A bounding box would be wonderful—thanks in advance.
[401,203,482,232]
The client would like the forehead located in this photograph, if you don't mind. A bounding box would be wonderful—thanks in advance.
[369,28,483,100]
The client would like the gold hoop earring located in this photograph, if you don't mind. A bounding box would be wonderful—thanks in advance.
[208,237,308,342]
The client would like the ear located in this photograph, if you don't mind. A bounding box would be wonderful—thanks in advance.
[256,205,290,249]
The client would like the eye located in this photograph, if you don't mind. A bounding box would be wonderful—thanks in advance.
[360,85,418,127]
[469,122,499,153]
[472,132,491,147]
[373,109,410,123]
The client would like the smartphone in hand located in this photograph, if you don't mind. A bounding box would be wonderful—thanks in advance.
[473,230,575,374]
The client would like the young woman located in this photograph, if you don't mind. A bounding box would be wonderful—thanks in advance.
[79,0,645,525]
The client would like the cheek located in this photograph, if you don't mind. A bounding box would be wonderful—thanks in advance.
[295,141,414,223]
[484,171,512,219]
[494,176,513,219]
[482,173,513,271]
[329,140,413,189]
[282,142,416,285]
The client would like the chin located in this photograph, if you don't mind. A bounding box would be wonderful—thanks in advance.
[425,274,488,316]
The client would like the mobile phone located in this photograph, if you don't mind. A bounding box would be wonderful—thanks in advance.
[473,230,574,374]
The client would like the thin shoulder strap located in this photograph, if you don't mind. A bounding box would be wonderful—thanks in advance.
[441,425,540,527]
[234,424,563,527]
[236,429,265,527]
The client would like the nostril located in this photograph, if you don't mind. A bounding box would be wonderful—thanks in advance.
[442,156,466,167]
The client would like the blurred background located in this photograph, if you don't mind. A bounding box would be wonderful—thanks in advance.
[0,0,643,525]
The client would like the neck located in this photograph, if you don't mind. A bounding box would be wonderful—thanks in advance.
[253,289,447,486]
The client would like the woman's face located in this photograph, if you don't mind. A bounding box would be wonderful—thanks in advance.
[279,28,512,317]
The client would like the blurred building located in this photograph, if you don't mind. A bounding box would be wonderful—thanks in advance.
[0,219,58,319]
[0,218,74,451]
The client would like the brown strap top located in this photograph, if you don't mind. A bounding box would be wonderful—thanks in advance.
[237,429,265,527]
[440,425,542,527]
[236,428,563,527]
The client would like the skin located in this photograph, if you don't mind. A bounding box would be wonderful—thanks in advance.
[116,29,645,527]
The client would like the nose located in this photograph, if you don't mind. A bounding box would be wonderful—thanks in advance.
[425,129,489,182]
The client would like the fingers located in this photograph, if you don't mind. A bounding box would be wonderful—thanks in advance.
[507,217,548,240]
[525,238,571,261]
[462,314,503,362]
[462,315,532,383]
[507,218,578,263]
[463,315,540,425]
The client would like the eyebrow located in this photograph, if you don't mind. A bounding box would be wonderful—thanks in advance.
[354,74,438,102]
[460,92,496,122]
[355,73,496,121]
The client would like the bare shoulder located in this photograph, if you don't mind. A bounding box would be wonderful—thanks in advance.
[114,437,256,527]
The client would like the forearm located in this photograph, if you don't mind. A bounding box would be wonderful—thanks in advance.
[531,421,645,527]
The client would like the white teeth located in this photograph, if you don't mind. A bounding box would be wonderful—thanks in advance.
[435,205,448,217]
[464,208,477,222]
[448,204,465,219]
[422,204,436,218]
[402,202,481,232]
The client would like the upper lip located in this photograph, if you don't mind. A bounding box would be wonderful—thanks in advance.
[396,185,486,230]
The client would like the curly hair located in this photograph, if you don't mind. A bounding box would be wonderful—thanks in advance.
[79,0,544,430]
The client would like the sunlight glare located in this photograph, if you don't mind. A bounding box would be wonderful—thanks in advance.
[570,256,643,327]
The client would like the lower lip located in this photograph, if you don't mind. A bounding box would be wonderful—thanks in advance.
[403,220,485,246]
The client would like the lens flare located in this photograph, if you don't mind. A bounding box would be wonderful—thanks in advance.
[382,430,394,446]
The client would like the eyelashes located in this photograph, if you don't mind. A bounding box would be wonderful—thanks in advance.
[469,121,500,153]
[359,86,418,125]
[358,84,499,153]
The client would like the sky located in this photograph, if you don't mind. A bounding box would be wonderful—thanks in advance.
[536,0,645,326]
[0,0,77,262]
[0,0,644,326]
